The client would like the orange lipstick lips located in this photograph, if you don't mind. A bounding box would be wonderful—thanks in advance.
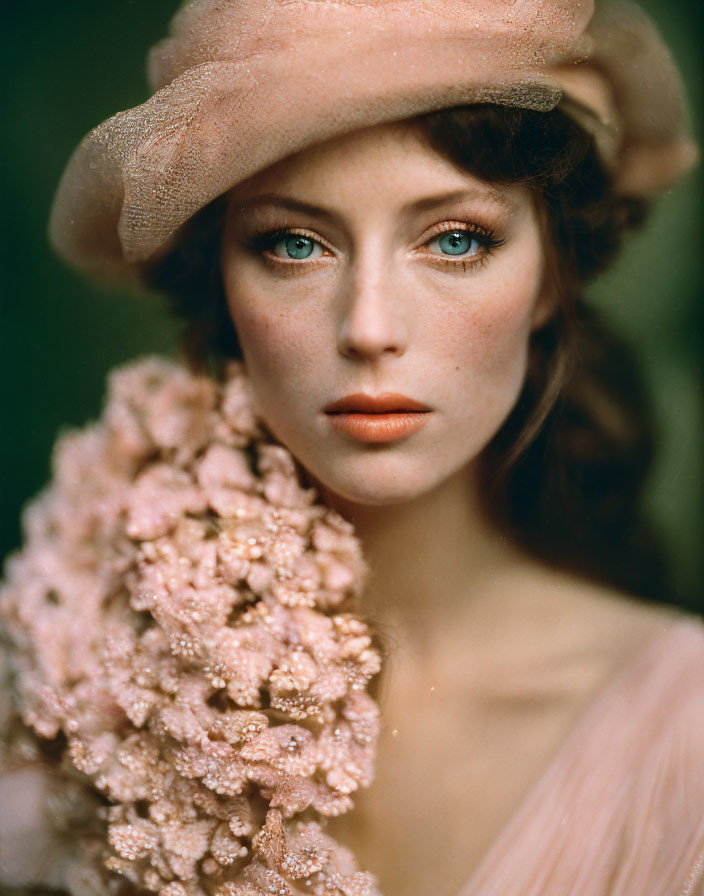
[324,393,431,444]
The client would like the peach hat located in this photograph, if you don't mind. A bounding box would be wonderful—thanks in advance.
[48,0,698,281]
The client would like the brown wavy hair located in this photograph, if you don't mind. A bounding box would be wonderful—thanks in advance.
[144,105,672,603]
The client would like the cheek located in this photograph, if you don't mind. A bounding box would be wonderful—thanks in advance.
[231,303,284,370]
[445,271,541,382]
[224,278,331,430]
[225,276,307,379]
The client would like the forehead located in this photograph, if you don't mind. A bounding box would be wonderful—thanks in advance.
[227,119,527,217]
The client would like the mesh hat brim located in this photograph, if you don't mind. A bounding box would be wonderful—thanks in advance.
[48,0,698,282]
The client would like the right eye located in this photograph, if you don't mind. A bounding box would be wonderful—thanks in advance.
[258,229,327,261]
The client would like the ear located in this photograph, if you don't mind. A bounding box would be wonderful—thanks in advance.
[530,265,560,332]
[530,284,558,331]
[530,205,562,332]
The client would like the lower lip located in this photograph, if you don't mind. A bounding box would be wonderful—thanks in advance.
[327,412,430,443]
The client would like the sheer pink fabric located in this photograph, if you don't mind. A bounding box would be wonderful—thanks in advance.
[458,616,704,896]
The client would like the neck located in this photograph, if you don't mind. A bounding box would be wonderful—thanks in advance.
[321,463,534,666]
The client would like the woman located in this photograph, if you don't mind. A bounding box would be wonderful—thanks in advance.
[1,1,702,894]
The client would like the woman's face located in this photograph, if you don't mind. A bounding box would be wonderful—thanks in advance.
[222,120,549,506]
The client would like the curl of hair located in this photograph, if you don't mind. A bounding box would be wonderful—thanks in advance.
[144,105,670,602]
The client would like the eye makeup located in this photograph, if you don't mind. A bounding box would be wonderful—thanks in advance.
[245,227,333,258]
[417,221,505,271]
[239,219,506,274]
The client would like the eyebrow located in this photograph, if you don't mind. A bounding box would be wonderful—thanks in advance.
[404,188,516,215]
[232,188,516,222]
[233,195,340,224]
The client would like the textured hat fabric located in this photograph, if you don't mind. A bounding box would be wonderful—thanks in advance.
[48,0,698,282]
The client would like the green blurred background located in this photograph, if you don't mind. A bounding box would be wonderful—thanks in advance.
[1,1,702,606]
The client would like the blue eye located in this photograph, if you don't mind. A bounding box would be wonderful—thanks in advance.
[247,229,326,262]
[272,234,320,260]
[432,230,480,257]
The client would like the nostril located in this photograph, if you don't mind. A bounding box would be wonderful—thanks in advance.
[337,334,404,361]
[336,309,407,360]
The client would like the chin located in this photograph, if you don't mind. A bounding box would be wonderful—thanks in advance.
[321,481,429,509]
[303,455,467,511]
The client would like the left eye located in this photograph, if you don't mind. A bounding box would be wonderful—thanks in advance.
[271,234,325,260]
[428,230,481,258]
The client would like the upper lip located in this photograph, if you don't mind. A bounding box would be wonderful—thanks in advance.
[324,393,431,414]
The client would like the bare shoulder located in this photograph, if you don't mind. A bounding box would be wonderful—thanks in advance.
[475,560,694,761]
[516,559,685,669]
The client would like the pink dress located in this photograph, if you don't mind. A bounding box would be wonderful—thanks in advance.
[458,615,704,896]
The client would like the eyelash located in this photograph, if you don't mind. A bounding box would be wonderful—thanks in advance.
[422,222,505,271]
[244,223,505,272]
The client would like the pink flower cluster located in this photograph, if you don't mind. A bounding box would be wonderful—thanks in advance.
[1,357,382,895]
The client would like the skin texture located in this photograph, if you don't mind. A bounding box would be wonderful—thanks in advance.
[222,120,550,509]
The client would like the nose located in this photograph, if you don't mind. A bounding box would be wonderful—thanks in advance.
[336,259,409,361]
